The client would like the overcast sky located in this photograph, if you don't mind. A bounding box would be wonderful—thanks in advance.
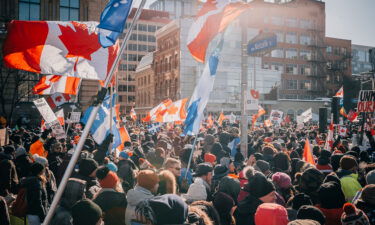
[134,0,375,47]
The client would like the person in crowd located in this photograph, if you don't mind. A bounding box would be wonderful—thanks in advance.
[213,191,236,225]
[341,203,370,225]
[354,184,375,224]
[337,155,362,202]
[163,157,182,182]
[117,150,137,193]
[296,205,326,225]
[183,163,213,203]
[254,203,289,225]
[71,199,103,225]
[72,158,100,199]
[157,169,177,195]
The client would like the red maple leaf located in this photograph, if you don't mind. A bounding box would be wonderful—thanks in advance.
[58,22,101,67]
[55,96,62,102]
[251,89,259,99]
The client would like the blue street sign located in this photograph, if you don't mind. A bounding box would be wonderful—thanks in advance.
[247,35,277,55]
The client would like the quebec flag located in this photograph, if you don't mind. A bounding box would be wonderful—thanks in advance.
[81,94,121,145]
[98,0,134,47]
[184,37,224,135]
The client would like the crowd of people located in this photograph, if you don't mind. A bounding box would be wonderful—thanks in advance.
[0,120,375,225]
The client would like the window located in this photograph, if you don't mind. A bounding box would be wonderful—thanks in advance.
[275,31,284,43]
[127,44,137,51]
[128,96,135,102]
[271,49,284,58]
[271,63,283,71]
[148,25,156,32]
[286,32,297,44]
[118,64,127,71]
[271,16,283,26]
[300,35,311,45]
[128,54,137,61]
[300,65,311,75]
[285,18,297,27]
[300,50,311,60]
[148,45,155,52]
[300,19,312,29]
[19,0,40,20]
[138,34,147,42]
[285,49,298,59]
[299,80,311,90]
[60,0,79,21]
[340,47,347,56]
[286,80,297,90]
[138,45,147,51]
[128,64,136,71]
[138,24,147,31]
[130,34,137,40]
[148,35,156,42]
[285,64,298,75]
[333,47,340,56]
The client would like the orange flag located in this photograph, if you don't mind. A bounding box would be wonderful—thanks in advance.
[218,111,226,126]
[303,138,316,165]
[207,114,214,128]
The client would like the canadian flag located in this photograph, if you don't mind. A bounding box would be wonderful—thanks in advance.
[142,99,172,122]
[324,123,334,151]
[252,105,266,124]
[264,119,272,127]
[47,93,71,108]
[339,126,347,137]
[335,86,344,97]
[130,107,137,121]
[33,75,81,95]
[156,98,188,123]
[3,20,119,80]
[187,0,250,62]
[347,110,358,122]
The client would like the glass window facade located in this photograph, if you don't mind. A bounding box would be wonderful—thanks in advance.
[286,32,297,44]
[300,35,311,45]
[285,18,297,27]
[285,64,298,75]
[271,49,284,58]
[60,0,79,21]
[19,0,40,20]
[285,49,298,59]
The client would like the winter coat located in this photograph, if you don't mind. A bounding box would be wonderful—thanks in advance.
[22,177,48,222]
[14,154,33,179]
[125,185,154,225]
[337,169,362,202]
[316,205,343,225]
[117,159,136,192]
[71,172,100,199]
[355,199,375,225]
[0,159,19,196]
[94,188,127,225]
[0,196,10,225]
[235,193,263,225]
[29,139,47,157]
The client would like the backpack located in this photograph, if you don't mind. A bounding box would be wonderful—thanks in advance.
[11,188,28,218]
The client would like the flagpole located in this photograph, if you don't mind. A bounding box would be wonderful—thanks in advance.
[185,135,197,179]
[42,1,147,224]
[109,85,113,133]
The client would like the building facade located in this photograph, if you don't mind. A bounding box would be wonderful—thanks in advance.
[117,9,170,114]
[149,0,199,19]
[352,44,374,75]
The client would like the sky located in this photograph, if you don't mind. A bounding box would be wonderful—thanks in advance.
[134,0,375,47]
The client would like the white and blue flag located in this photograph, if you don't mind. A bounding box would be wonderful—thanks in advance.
[97,0,133,47]
[184,38,224,135]
[81,94,121,145]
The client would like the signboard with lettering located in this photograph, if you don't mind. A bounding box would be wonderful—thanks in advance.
[33,98,57,123]
[357,90,375,113]
[246,89,260,111]
[247,34,277,55]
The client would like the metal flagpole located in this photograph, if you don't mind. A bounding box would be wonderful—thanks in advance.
[240,14,248,159]
[109,85,113,133]
[42,1,147,224]
[185,136,197,179]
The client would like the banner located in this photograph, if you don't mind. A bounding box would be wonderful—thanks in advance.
[68,112,82,123]
[269,110,283,125]
[357,90,375,113]
[49,120,66,140]
[297,108,312,125]
[246,89,259,111]
[33,98,58,123]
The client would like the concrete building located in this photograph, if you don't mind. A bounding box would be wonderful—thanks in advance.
[117,9,170,114]
[149,0,199,19]
[134,52,155,119]
[352,44,374,75]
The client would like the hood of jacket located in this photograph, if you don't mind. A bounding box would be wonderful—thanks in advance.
[237,193,263,215]
[336,169,355,179]
[126,185,154,206]
[94,189,127,211]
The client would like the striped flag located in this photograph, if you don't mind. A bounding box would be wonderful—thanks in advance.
[46,93,71,108]
[187,0,249,62]
[33,75,81,95]
[142,99,172,122]
[324,122,334,151]
[156,98,187,123]
[335,86,343,97]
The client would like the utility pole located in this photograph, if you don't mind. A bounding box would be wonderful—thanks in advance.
[240,14,248,159]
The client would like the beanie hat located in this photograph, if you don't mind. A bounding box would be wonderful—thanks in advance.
[96,166,118,189]
[204,153,217,165]
[106,162,118,172]
[287,219,320,225]
[361,184,375,205]
[318,181,345,209]
[34,155,48,167]
[72,199,102,225]
[15,148,26,158]
[323,172,341,186]
[341,203,370,225]
[330,154,343,171]
[300,168,324,193]
[213,191,235,216]
[290,193,313,210]
[365,170,375,184]
[297,205,326,225]
[137,169,159,191]
[79,158,98,177]
[217,176,241,203]
[340,155,358,171]
[213,164,229,180]
[247,172,275,199]
[254,160,270,173]
[272,172,292,189]
[31,162,45,176]
[255,203,289,225]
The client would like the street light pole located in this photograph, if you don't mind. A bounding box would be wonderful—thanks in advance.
[240,15,248,159]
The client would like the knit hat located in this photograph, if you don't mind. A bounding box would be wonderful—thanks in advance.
[254,160,270,173]
[204,153,217,165]
[137,169,159,191]
[287,219,320,225]
[255,203,289,225]
[365,170,375,184]
[96,166,119,189]
[290,193,313,210]
[34,155,48,167]
[72,199,102,225]
[300,168,324,193]
[340,155,358,171]
[79,158,98,177]
[361,184,375,205]
[246,172,275,199]
[272,172,292,189]
[330,154,343,171]
[213,191,235,216]
[15,148,26,158]
[217,176,241,203]
[136,194,188,225]
[318,181,345,209]
[213,164,229,180]
[193,163,213,177]
[323,172,341,186]
[297,205,326,225]
[30,162,45,176]
[341,203,370,225]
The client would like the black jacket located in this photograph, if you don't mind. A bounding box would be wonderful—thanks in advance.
[22,177,48,221]
[235,193,263,225]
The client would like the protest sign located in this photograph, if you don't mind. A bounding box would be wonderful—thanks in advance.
[357,90,375,113]
[33,98,57,123]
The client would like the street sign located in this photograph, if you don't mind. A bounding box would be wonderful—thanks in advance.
[247,34,277,55]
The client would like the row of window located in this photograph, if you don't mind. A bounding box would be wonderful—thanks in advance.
[352,49,371,62]
[137,91,152,106]
[273,32,313,45]
[263,62,312,75]
[129,34,156,42]
[125,23,163,32]
[283,79,316,90]
[138,75,152,87]
[19,0,79,21]
[118,85,135,92]
[326,46,348,56]
[279,94,315,100]
[126,44,156,52]
[119,95,135,102]
[268,48,313,60]
[122,54,145,62]
[118,64,137,71]
[155,54,179,74]
[265,16,315,29]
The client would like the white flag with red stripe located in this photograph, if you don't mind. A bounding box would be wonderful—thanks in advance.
[33,75,81,95]
[156,98,188,123]
[55,109,65,126]
[130,107,137,121]
[335,86,344,97]
[187,0,249,62]
[3,20,119,80]
[47,93,71,108]
[324,123,334,151]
